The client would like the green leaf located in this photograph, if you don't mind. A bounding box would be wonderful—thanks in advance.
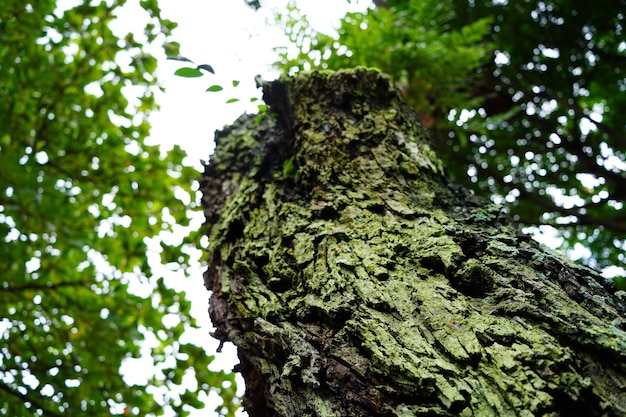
[174,67,204,78]
[232,80,240,87]
[613,276,626,290]
[282,157,297,178]
[226,98,240,103]
[254,113,266,125]
[206,85,224,92]
[197,64,215,74]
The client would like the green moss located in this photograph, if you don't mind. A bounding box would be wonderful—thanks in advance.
[452,259,496,297]
[202,69,626,416]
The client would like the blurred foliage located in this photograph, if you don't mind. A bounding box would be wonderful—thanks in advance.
[271,0,626,274]
[0,1,238,416]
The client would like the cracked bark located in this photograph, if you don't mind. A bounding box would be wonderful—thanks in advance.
[199,69,626,417]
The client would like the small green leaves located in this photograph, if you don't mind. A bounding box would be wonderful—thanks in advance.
[171,58,262,107]
[254,103,269,125]
[174,67,203,78]
[170,56,215,77]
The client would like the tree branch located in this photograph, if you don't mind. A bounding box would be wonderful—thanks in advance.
[475,163,626,234]
[0,381,65,417]
[4,279,90,293]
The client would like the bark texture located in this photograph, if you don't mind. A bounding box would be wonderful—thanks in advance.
[200,69,626,417]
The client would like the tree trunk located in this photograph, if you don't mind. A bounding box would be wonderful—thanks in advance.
[200,69,626,417]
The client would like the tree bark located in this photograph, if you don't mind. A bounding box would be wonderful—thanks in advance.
[200,69,626,417]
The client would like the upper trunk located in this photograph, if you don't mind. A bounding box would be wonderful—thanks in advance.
[200,69,626,417]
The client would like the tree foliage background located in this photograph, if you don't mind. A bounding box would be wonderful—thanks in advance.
[273,0,626,279]
[0,1,237,416]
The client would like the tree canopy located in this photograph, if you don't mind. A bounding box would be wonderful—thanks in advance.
[271,0,626,278]
[0,1,237,416]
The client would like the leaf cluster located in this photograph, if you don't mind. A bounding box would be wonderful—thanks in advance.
[447,0,626,272]
[0,1,237,416]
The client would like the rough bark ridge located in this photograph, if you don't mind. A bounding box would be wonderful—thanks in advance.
[200,69,626,417]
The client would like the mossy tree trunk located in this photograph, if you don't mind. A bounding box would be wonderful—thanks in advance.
[200,69,626,417]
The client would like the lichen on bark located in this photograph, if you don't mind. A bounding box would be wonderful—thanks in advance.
[200,68,626,417]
